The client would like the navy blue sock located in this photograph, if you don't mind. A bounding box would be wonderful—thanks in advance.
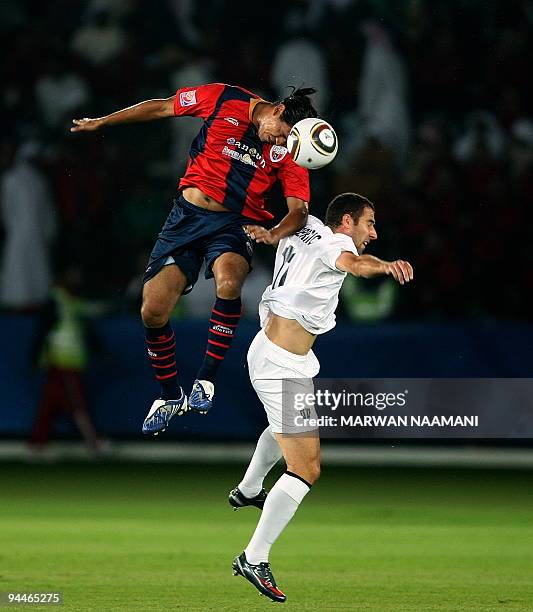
[144,322,180,399]
[196,297,242,383]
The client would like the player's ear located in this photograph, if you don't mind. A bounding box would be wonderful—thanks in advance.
[342,213,353,228]
[273,103,285,117]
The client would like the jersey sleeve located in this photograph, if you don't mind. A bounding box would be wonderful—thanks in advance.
[277,157,310,202]
[320,234,358,271]
[173,83,225,119]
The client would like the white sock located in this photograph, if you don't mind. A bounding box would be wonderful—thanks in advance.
[238,426,282,498]
[244,472,311,565]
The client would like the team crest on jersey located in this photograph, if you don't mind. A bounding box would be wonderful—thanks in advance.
[224,117,239,126]
[269,145,288,163]
[179,90,197,107]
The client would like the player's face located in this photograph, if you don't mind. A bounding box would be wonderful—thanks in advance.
[352,207,378,252]
[258,105,291,146]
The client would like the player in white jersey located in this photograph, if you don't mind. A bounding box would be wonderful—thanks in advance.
[229,193,414,603]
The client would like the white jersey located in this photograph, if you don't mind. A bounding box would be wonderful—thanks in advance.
[259,215,358,334]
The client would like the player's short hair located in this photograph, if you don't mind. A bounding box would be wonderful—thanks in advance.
[279,86,318,126]
[325,193,375,228]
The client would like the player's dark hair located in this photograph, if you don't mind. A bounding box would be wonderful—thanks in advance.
[279,86,318,125]
[325,193,375,228]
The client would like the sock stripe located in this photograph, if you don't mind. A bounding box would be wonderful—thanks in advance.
[149,354,174,362]
[209,318,239,328]
[208,339,231,348]
[148,351,176,361]
[196,297,242,383]
[152,361,176,369]
[206,341,225,355]
[147,340,175,352]
[209,328,235,339]
[148,346,175,357]
[146,333,175,345]
[156,371,177,381]
[206,345,224,357]
[145,322,179,400]
[285,470,312,489]
[212,308,241,318]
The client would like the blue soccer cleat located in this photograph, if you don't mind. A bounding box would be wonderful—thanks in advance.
[188,380,215,414]
[141,389,188,435]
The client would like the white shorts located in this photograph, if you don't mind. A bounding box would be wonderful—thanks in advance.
[247,330,320,434]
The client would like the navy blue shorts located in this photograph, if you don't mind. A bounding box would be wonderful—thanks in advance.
[143,195,255,294]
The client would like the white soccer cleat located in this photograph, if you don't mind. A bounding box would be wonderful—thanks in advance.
[141,389,188,435]
[188,380,215,414]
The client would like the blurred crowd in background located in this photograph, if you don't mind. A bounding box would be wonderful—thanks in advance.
[1,0,532,322]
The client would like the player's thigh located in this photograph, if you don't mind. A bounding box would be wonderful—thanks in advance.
[251,374,320,472]
[142,264,188,314]
[251,377,284,430]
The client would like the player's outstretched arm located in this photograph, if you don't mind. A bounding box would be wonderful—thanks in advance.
[245,197,308,246]
[71,96,175,132]
[336,252,414,285]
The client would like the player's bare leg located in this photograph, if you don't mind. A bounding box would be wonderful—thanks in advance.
[275,431,321,485]
[212,252,250,300]
[141,263,188,328]
[233,431,320,603]
[141,264,189,435]
[189,252,249,414]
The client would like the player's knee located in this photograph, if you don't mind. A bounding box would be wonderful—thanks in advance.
[307,461,321,484]
[140,301,169,328]
[287,460,321,485]
[215,277,242,300]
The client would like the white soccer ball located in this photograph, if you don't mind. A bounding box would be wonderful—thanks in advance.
[287,118,338,170]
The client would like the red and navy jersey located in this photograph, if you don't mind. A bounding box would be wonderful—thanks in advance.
[173,83,310,221]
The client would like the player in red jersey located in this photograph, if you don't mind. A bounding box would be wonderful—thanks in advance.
[71,84,317,433]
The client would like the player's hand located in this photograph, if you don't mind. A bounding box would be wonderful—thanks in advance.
[71,117,105,132]
[244,225,277,245]
[385,260,414,285]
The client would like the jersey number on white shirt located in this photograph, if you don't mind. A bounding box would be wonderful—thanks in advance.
[272,245,297,289]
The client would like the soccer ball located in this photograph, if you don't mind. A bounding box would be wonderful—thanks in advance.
[287,118,338,170]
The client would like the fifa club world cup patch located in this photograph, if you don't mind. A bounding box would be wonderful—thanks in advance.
[269,145,288,163]
[179,90,197,107]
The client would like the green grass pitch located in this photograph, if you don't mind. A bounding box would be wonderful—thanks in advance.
[1,460,532,611]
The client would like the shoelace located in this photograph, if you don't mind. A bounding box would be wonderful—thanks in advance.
[152,402,177,423]
[195,384,211,401]
[256,563,275,586]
